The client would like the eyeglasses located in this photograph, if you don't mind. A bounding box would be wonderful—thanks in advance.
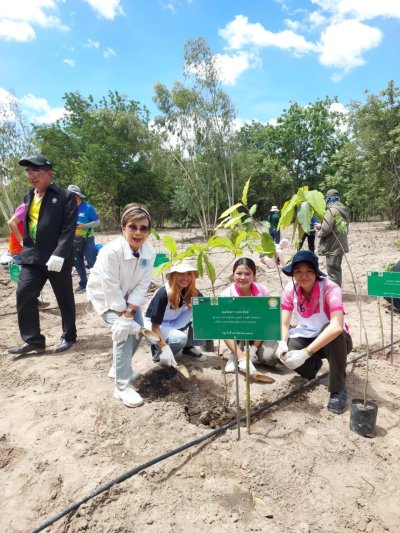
[125,223,150,233]
[24,167,44,175]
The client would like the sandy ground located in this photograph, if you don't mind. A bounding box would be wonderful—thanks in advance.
[1,221,400,533]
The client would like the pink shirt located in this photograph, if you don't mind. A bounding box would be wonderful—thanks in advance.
[220,281,270,298]
[281,278,344,319]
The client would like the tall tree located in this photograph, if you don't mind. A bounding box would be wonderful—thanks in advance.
[349,81,400,226]
[153,37,238,237]
[32,91,162,227]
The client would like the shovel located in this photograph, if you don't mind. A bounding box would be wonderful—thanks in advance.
[172,362,190,379]
[139,328,161,343]
[251,372,275,384]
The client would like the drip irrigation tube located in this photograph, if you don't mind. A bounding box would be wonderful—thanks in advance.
[0,307,59,318]
[28,338,399,533]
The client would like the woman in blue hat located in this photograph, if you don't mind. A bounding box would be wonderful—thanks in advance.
[276,251,352,414]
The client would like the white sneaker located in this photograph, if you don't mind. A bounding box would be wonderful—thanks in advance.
[113,387,144,408]
[225,356,236,373]
[108,366,116,379]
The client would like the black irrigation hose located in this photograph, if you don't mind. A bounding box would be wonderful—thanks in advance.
[30,338,399,533]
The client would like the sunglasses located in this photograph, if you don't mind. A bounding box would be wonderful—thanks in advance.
[125,223,150,233]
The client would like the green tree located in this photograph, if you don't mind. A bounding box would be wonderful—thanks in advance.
[32,91,163,227]
[153,37,239,237]
[348,81,400,226]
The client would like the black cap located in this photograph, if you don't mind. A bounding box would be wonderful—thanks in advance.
[19,155,52,169]
[282,250,326,278]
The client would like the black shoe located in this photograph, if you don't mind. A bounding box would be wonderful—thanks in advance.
[182,346,207,361]
[151,344,161,363]
[327,389,347,414]
[55,339,75,353]
[8,343,45,355]
[74,285,86,294]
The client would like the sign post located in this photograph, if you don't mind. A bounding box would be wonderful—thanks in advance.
[192,296,281,437]
[367,271,400,362]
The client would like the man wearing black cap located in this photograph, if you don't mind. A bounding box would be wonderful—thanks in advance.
[8,155,78,355]
[315,189,350,287]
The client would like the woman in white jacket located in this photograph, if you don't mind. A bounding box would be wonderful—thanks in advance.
[87,204,155,408]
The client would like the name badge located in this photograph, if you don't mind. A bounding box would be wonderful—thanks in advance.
[139,258,149,268]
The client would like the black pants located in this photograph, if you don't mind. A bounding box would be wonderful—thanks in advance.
[16,264,77,346]
[288,326,352,393]
[298,232,315,252]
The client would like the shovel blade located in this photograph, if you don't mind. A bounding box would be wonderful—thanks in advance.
[252,372,275,383]
[172,363,190,379]
[139,328,161,343]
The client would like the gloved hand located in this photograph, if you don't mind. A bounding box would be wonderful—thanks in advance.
[280,349,309,370]
[249,345,258,363]
[46,255,64,272]
[159,345,177,367]
[129,321,141,339]
[275,340,289,359]
[111,316,133,343]
[238,358,258,375]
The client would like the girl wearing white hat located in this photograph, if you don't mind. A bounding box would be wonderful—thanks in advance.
[268,205,281,244]
[144,260,206,366]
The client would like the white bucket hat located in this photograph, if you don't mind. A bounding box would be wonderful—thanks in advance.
[270,205,279,212]
[166,260,198,279]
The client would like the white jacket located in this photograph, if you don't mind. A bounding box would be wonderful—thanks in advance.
[87,236,156,315]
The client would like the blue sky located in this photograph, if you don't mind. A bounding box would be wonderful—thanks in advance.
[0,0,399,126]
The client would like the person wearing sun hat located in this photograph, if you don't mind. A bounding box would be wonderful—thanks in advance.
[67,184,100,294]
[276,250,352,414]
[268,205,281,244]
[144,259,206,366]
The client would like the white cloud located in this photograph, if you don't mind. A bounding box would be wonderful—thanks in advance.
[219,15,317,55]
[84,38,100,49]
[63,58,75,67]
[82,0,123,20]
[0,19,35,42]
[284,18,301,31]
[19,93,66,124]
[103,47,116,58]
[215,51,258,85]
[311,0,400,21]
[0,0,69,42]
[318,19,382,78]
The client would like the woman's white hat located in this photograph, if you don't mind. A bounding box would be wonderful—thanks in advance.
[270,205,279,212]
[166,259,198,278]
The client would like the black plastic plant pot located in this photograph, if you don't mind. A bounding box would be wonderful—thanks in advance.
[349,399,378,438]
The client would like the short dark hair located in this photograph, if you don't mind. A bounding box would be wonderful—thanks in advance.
[232,257,256,276]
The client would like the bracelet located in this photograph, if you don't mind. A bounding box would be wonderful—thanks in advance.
[304,347,314,358]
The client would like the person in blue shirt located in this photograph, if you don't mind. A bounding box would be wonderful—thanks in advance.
[298,215,318,253]
[68,185,100,293]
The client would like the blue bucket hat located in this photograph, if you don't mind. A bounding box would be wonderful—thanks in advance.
[282,250,326,278]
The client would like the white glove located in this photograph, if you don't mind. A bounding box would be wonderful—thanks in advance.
[275,340,289,359]
[112,316,133,343]
[159,345,177,367]
[238,358,258,375]
[280,349,309,370]
[46,255,64,272]
[249,345,258,363]
[129,321,141,339]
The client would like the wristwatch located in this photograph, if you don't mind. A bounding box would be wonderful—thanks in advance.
[125,308,136,317]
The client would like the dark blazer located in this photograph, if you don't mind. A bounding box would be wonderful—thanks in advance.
[21,182,77,266]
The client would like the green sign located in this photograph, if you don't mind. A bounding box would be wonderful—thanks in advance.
[192,296,281,340]
[154,253,170,268]
[367,271,400,298]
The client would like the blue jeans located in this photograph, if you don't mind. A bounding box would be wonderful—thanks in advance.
[269,229,281,244]
[102,309,144,391]
[161,322,205,356]
[75,236,97,288]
